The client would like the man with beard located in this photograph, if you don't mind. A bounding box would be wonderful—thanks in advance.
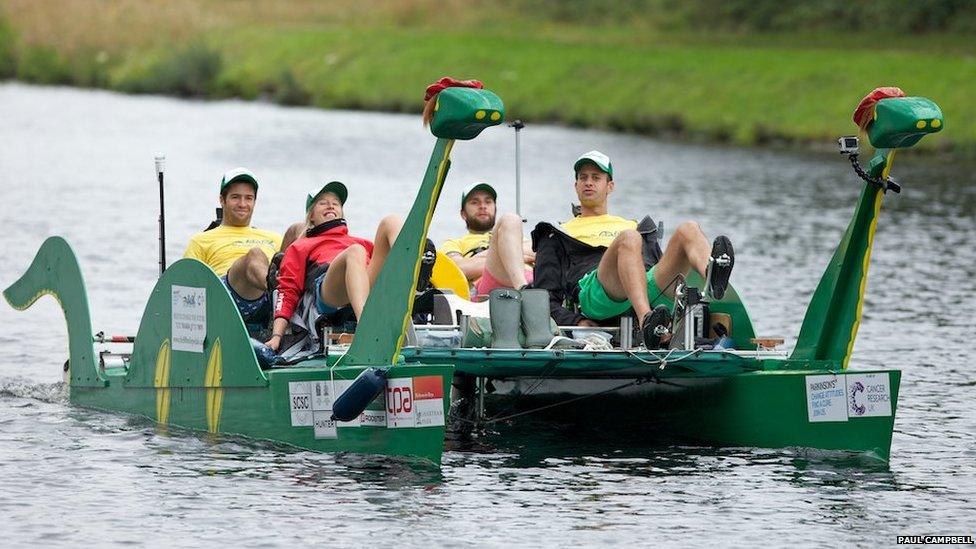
[440,182,535,297]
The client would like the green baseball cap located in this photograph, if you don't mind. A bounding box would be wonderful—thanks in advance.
[219,167,259,193]
[306,181,349,212]
[573,150,613,178]
[460,182,497,208]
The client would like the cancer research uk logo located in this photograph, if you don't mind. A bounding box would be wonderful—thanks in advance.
[850,381,867,416]
[850,381,868,416]
[847,373,892,418]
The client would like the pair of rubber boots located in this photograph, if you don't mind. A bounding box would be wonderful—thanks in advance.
[488,288,557,349]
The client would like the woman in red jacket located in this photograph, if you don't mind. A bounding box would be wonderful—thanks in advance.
[266,181,402,351]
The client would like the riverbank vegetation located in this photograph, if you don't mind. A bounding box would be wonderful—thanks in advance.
[2,0,974,155]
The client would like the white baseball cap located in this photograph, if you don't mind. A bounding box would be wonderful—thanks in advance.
[573,150,613,178]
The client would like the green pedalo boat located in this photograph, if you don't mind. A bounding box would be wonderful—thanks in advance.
[5,84,941,464]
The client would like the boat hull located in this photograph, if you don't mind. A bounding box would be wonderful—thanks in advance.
[477,369,898,461]
[407,348,899,461]
[73,362,453,463]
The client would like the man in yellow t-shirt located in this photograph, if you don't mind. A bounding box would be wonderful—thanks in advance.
[560,150,734,347]
[440,182,535,296]
[184,168,285,326]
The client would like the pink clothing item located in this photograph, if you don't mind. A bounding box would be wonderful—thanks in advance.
[474,266,534,297]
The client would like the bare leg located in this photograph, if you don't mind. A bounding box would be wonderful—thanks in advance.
[281,222,306,252]
[651,221,711,297]
[367,214,404,286]
[484,212,529,288]
[226,247,270,300]
[595,230,653,320]
[320,244,370,319]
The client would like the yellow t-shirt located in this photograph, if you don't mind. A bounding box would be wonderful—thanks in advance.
[440,231,491,257]
[184,224,283,276]
[560,214,637,247]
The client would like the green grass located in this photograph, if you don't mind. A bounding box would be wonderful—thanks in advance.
[3,4,974,156]
[111,25,973,154]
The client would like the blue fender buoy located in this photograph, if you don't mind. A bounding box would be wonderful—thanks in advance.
[331,367,388,422]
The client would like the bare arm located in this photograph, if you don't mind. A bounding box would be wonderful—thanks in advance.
[265,317,289,351]
[447,250,488,282]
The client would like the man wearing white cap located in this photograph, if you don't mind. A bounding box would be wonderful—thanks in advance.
[184,168,288,327]
[543,150,734,347]
[441,182,535,296]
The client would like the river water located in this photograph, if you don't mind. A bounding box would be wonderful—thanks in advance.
[0,83,973,546]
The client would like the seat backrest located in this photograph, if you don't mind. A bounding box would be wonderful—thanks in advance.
[430,250,470,300]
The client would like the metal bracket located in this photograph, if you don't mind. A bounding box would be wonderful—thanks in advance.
[846,153,901,194]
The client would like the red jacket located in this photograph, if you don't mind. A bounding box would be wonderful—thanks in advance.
[274,220,374,320]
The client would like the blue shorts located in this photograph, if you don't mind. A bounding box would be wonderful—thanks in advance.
[220,275,271,325]
[314,271,342,315]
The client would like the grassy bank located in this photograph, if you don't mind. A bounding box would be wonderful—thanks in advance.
[2,1,974,156]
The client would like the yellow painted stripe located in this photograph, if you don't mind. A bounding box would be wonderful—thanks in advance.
[843,150,897,369]
[881,150,898,180]
[393,139,455,362]
[3,288,58,311]
[153,339,172,424]
[843,187,884,369]
[205,338,224,434]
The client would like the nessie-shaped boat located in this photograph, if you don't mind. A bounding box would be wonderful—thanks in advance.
[4,81,506,464]
[6,85,941,463]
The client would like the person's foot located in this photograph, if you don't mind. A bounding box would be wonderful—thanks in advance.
[640,305,672,349]
[266,252,285,292]
[705,236,734,301]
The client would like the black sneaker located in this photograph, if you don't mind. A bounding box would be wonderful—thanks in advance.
[706,236,734,301]
[416,238,436,293]
[640,305,672,349]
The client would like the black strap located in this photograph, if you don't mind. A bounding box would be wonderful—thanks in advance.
[306,218,346,238]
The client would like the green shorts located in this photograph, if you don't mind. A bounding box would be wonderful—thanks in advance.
[577,266,674,320]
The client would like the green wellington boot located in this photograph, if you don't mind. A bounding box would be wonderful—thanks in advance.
[489,288,523,348]
[521,288,557,348]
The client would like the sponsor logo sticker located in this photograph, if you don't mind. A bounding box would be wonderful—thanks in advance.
[386,377,415,428]
[313,410,337,439]
[413,375,445,427]
[171,285,206,353]
[288,381,313,427]
[806,374,848,422]
[847,373,892,417]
